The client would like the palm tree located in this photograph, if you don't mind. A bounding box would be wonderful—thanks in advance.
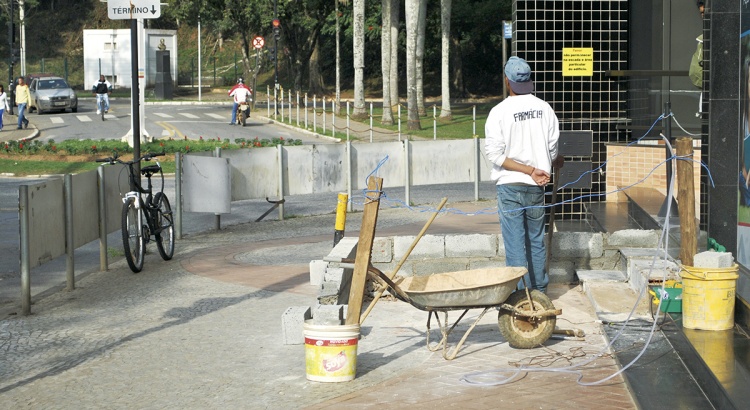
[352,0,367,119]
[405,0,422,130]
[381,0,394,125]
[439,0,452,120]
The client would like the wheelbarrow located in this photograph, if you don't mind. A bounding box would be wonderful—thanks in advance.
[363,265,562,360]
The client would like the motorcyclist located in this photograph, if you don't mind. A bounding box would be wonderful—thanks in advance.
[228,77,252,125]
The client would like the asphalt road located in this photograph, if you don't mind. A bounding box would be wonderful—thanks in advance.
[30,98,328,144]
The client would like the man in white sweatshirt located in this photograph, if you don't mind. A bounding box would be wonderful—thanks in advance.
[485,56,561,294]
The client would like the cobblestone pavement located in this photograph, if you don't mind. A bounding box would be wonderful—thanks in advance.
[0,204,637,409]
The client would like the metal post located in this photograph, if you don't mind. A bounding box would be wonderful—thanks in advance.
[370,102,373,142]
[473,136,480,201]
[433,105,437,140]
[332,101,336,140]
[281,86,284,120]
[334,192,348,246]
[267,85,270,117]
[323,96,326,134]
[404,140,411,207]
[277,144,285,220]
[98,166,108,271]
[130,18,141,179]
[473,105,476,136]
[305,93,308,129]
[398,104,402,141]
[313,95,317,133]
[198,16,202,101]
[64,174,75,291]
[346,101,350,141]
[214,147,221,230]
[19,185,30,315]
[274,86,278,119]
[175,153,182,240]
[296,91,300,126]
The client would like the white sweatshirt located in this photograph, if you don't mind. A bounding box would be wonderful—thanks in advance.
[484,94,560,185]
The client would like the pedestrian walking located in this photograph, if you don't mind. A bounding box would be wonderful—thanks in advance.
[15,76,30,130]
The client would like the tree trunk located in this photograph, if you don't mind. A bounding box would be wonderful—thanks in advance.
[308,38,326,94]
[390,0,400,114]
[381,0,394,125]
[440,0,452,120]
[451,37,465,98]
[405,0,421,131]
[352,0,367,119]
[416,0,427,117]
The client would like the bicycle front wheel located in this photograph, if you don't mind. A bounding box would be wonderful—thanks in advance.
[154,192,175,260]
[122,197,145,272]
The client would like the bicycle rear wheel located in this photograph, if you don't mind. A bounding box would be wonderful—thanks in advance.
[122,197,145,272]
[154,192,175,260]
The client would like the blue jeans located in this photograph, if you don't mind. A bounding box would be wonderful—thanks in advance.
[496,184,549,293]
[17,103,28,128]
[231,102,239,124]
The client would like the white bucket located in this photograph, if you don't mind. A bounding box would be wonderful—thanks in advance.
[303,322,360,382]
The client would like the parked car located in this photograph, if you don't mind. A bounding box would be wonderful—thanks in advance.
[28,76,78,114]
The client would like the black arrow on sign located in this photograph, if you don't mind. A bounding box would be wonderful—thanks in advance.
[151,6,157,15]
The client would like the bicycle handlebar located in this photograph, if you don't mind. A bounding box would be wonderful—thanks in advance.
[95,151,166,165]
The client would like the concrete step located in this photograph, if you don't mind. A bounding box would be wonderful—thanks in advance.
[581,280,652,323]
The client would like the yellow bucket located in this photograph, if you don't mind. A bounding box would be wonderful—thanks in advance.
[304,322,359,382]
[680,264,739,330]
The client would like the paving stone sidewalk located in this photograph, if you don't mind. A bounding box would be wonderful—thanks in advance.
[0,203,637,409]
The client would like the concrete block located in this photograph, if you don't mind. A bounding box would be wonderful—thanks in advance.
[693,251,735,268]
[371,237,393,263]
[318,282,340,305]
[552,232,603,258]
[327,237,358,261]
[281,306,312,345]
[313,305,345,325]
[412,259,470,276]
[445,234,497,258]
[497,234,506,258]
[373,260,413,277]
[393,234,445,260]
[606,229,661,248]
[468,259,506,270]
[324,267,346,283]
[576,269,627,283]
[549,261,576,284]
[309,260,328,286]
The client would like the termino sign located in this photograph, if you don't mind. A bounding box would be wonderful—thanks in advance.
[108,0,161,20]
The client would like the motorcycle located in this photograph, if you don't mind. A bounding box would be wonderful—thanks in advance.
[237,98,251,127]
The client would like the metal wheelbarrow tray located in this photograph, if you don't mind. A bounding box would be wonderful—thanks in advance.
[366,266,562,360]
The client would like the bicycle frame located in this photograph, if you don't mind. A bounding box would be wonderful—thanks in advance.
[122,160,165,239]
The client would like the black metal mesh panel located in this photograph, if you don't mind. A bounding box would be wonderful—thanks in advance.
[512,0,630,221]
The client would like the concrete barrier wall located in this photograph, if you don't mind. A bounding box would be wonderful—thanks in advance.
[25,179,66,268]
[71,170,100,249]
[187,139,494,204]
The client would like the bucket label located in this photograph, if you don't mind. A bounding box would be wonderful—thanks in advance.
[305,336,358,381]
[305,337,357,347]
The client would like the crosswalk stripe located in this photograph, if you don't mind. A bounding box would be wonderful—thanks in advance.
[104,114,117,119]
[50,117,64,124]
[77,115,92,122]
[179,113,199,119]
[153,113,173,118]
[206,113,225,120]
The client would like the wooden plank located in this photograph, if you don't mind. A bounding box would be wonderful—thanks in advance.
[676,137,697,266]
[345,176,383,325]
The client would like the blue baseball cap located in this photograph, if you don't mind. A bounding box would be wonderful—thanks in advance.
[504,56,534,95]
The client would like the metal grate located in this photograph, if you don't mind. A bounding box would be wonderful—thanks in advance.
[512,0,630,221]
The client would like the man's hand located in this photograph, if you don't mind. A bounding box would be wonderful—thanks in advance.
[530,168,550,186]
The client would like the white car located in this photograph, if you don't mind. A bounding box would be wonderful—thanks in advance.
[28,76,78,114]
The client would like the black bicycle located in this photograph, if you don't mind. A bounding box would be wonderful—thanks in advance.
[96,152,175,272]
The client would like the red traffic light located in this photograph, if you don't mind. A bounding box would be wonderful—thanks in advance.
[272,19,280,27]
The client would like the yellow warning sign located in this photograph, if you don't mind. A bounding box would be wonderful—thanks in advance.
[562,48,594,76]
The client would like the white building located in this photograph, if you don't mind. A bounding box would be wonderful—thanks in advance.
[83,29,177,90]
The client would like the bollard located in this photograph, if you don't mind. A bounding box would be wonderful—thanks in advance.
[334,192,348,246]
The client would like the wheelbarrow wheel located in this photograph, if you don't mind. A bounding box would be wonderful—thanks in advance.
[498,290,556,349]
